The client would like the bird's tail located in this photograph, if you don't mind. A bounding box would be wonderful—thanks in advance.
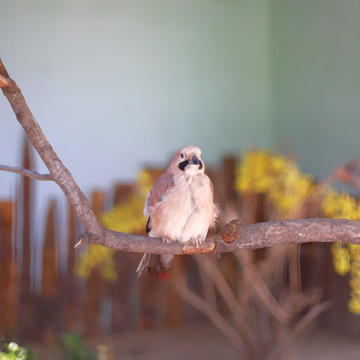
[136,253,174,277]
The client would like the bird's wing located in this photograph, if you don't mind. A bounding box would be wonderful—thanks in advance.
[208,176,219,227]
[210,177,214,196]
[144,172,174,234]
[144,172,174,216]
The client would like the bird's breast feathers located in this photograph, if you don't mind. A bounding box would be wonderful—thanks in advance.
[146,173,216,243]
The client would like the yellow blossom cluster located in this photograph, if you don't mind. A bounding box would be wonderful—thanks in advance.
[75,170,153,281]
[322,188,360,313]
[100,169,153,233]
[322,188,360,220]
[235,150,286,194]
[235,150,315,218]
[75,244,118,281]
[330,243,350,276]
[101,194,147,234]
[236,149,360,313]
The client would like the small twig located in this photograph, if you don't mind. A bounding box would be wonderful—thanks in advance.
[234,252,290,324]
[291,301,331,339]
[197,258,217,310]
[0,164,53,181]
[195,256,246,326]
[194,255,257,352]
[173,276,245,355]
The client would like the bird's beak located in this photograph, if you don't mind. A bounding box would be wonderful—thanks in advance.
[189,155,200,165]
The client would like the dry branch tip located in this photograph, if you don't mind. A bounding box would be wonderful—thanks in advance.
[0,164,53,181]
[74,236,84,249]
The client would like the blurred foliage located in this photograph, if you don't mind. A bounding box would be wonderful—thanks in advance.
[60,333,113,360]
[61,333,97,360]
[0,341,34,360]
[75,170,153,281]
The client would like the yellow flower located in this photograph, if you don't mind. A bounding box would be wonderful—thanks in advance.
[236,149,360,313]
[75,170,153,281]
[322,187,360,312]
[331,243,350,276]
[235,149,315,218]
[348,296,360,314]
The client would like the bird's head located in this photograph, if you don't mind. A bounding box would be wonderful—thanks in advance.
[169,145,205,176]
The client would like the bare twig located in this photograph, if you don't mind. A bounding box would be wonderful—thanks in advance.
[194,255,257,352]
[173,276,245,355]
[0,164,53,181]
[291,301,331,339]
[195,256,246,325]
[322,159,360,191]
[197,258,217,310]
[1,58,360,255]
[234,252,290,324]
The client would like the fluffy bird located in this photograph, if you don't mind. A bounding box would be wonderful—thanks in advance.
[137,145,217,276]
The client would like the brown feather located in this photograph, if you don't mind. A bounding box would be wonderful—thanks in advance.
[147,171,174,208]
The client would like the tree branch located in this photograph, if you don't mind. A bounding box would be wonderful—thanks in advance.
[0,164,53,181]
[75,218,360,254]
[1,58,360,256]
[0,58,103,238]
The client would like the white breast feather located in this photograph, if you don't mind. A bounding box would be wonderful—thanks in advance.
[148,173,215,244]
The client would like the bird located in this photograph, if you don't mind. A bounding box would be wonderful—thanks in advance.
[136,145,217,276]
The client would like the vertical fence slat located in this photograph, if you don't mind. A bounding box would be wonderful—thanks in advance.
[38,199,61,342]
[62,205,78,333]
[109,184,134,332]
[0,202,18,340]
[18,137,35,341]
[83,191,107,337]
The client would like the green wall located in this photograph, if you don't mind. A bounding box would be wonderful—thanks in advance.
[1,0,272,201]
[2,0,359,193]
[271,0,360,178]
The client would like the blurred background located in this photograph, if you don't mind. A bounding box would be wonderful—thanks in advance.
[1,0,360,359]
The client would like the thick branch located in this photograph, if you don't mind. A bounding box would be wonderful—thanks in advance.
[78,218,360,254]
[1,59,360,256]
[0,164,53,181]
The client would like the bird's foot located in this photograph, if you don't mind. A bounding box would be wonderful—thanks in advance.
[193,237,201,252]
[162,236,171,244]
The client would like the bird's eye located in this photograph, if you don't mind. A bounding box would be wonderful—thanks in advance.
[180,153,184,159]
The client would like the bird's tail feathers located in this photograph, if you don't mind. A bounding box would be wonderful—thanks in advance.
[136,253,174,277]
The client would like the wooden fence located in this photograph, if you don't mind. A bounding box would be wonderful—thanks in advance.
[0,138,359,345]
